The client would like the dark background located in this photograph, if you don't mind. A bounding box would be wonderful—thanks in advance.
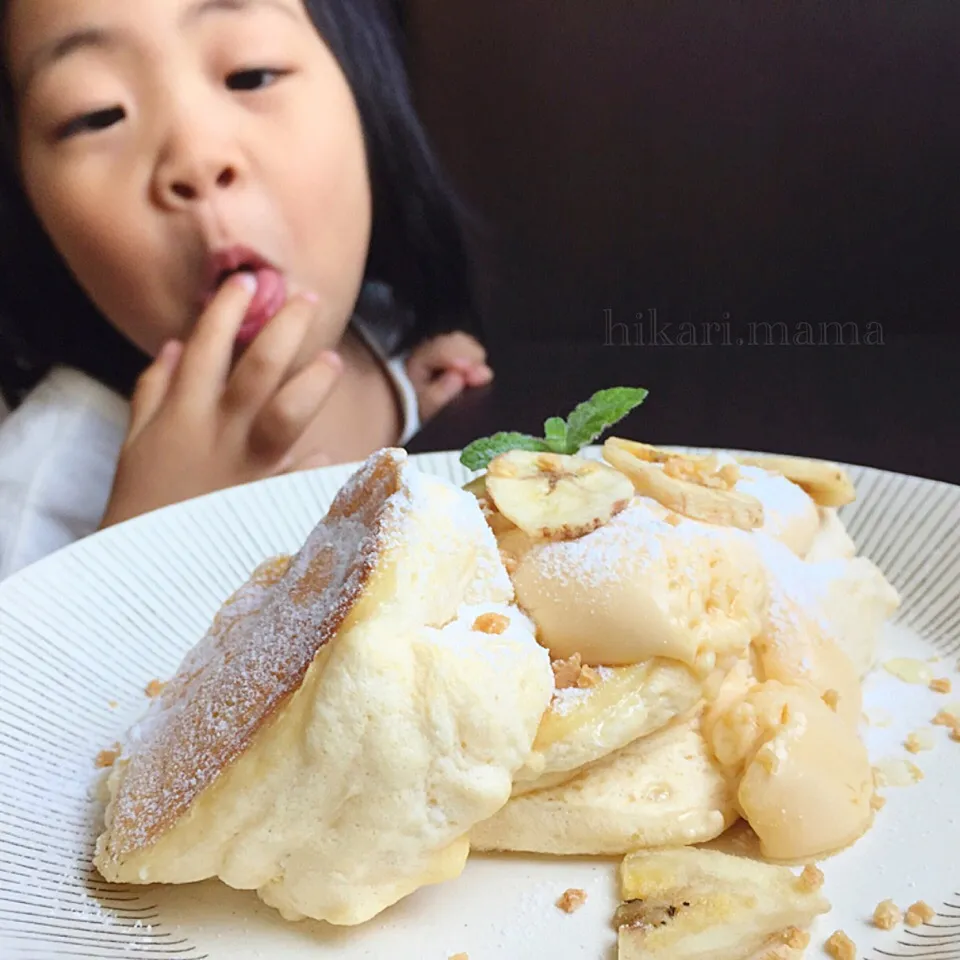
[400,3,958,481]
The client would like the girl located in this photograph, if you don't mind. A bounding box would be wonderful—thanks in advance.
[0,0,493,579]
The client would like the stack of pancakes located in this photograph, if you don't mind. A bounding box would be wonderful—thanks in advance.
[94,442,900,927]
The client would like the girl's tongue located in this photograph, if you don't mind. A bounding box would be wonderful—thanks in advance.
[236,267,286,346]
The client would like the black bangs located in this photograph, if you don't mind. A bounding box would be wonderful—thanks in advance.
[0,0,481,409]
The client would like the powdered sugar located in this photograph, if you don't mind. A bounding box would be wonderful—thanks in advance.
[550,667,615,716]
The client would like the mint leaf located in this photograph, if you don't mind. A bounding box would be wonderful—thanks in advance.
[460,432,550,471]
[543,417,569,453]
[564,387,649,451]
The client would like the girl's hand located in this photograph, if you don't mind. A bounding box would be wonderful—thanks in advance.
[100,274,342,528]
[405,332,493,421]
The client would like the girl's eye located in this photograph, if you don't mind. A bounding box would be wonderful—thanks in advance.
[56,106,125,141]
[226,69,288,92]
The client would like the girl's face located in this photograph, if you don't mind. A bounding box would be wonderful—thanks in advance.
[6,0,372,360]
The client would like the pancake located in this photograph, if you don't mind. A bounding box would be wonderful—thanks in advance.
[472,718,736,855]
[94,449,554,926]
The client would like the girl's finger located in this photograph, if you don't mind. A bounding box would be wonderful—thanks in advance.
[222,293,319,416]
[463,363,495,388]
[171,272,258,406]
[420,369,466,420]
[127,340,183,442]
[248,351,343,462]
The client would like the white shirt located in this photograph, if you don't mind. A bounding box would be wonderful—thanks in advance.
[0,326,420,581]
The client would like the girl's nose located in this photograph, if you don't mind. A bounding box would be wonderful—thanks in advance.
[166,164,238,202]
[153,115,243,208]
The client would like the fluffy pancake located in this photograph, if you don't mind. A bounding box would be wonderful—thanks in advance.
[471,718,736,855]
[94,449,554,925]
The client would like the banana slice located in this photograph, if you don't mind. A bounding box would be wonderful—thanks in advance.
[616,847,830,960]
[735,454,856,507]
[485,450,634,541]
[512,658,703,792]
[603,438,764,531]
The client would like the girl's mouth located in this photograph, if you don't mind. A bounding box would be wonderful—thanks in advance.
[202,246,288,346]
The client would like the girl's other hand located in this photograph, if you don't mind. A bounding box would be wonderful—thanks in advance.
[100,274,342,529]
[405,332,493,421]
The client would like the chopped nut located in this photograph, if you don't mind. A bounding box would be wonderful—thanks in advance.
[95,743,122,769]
[932,709,959,728]
[951,728,960,743]
[824,930,856,960]
[718,463,741,487]
[552,653,584,690]
[873,899,902,930]
[905,900,936,926]
[870,793,887,811]
[821,689,840,711]
[781,926,810,949]
[145,679,166,698]
[473,612,510,635]
[556,888,588,914]
[577,665,601,688]
[930,677,952,694]
[798,864,824,891]
[664,511,682,526]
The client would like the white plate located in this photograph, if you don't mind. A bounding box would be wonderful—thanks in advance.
[1,450,958,960]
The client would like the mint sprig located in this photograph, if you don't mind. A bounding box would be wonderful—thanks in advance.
[459,387,649,471]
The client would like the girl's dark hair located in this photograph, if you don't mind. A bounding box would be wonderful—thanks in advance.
[0,0,480,409]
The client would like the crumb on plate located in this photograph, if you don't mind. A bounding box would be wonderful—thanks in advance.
[932,709,959,728]
[905,901,936,926]
[556,888,588,914]
[871,793,887,811]
[107,700,118,710]
[799,864,824,892]
[472,612,510,635]
[905,731,932,754]
[95,743,122,769]
[930,677,952,694]
[449,954,469,960]
[145,679,166,698]
[873,899,902,930]
[824,930,856,960]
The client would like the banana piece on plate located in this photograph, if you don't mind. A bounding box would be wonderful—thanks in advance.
[471,718,737,855]
[603,438,764,531]
[734,454,856,508]
[615,847,830,960]
[484,450,634,541]
[511,658,703,793]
